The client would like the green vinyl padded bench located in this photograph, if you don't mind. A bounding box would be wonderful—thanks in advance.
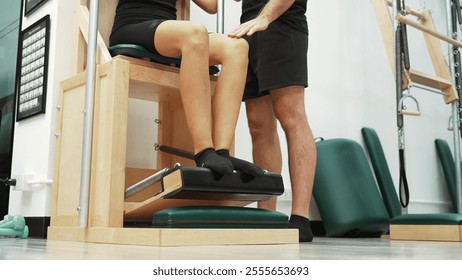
[153,206,289,229]
[108,43,219,75]
[313,138,390,237]
[362,127,462,241]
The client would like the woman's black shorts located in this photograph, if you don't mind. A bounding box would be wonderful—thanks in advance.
[109,19,166,55]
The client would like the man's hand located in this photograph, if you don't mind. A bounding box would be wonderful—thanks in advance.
[228,16,270,38]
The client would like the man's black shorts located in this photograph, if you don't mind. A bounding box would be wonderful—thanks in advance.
[243,20,308,100]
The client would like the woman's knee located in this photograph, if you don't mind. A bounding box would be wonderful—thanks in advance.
[181,23,209,51]
[222,38,249,64]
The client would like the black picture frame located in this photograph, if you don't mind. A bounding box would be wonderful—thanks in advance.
[24,0,49,17]
[15,15,50,121]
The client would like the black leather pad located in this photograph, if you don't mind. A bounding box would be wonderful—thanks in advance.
[163,167,285,201]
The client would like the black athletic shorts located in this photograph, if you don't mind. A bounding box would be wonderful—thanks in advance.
[109,19,166,55]
[243,20,308,100]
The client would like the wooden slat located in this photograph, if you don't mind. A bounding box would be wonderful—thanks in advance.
[419,11,459,103]
[409,69,453,90]
[78,5,112,64]
[112,56,217,102]
[371,0,397,77]
[88,58,130,228]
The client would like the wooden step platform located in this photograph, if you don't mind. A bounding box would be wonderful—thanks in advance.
[390,224,462,242]
[389,213,462,242]
[47,227,298,246]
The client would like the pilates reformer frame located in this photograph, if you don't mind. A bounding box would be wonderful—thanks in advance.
[372,0,462,241]
[47,0,297,246]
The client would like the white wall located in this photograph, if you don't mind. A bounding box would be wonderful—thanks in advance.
[9,0,457,218]
[9,0,76,216]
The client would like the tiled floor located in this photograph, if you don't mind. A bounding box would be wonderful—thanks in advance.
[1,236,461,260]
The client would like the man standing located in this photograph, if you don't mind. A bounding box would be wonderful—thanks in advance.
[229,0,316,242]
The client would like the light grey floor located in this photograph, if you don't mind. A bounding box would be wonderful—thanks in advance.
[1,236,461,260]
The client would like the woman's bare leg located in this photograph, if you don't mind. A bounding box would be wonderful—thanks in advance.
[207,34,249,150]
[154,20,213,154]
[208,34,263,176]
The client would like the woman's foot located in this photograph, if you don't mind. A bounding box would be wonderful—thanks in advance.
[216,149,264,176]
[194,148,233,175]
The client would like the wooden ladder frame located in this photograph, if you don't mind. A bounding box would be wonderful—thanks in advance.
[372,0,462,242]
[372,0,459,104]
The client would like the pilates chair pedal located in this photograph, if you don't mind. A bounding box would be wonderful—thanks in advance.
[108,43,220,75]
[123,166,285,221]
[125,165,285,202]
[162,166,285,201]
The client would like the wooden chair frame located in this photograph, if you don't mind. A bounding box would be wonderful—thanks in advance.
[47,0,297,246]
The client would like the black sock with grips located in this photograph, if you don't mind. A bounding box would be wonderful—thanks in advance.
[289,215,313,242]
[194,148,233,175]
[216,149,264,177]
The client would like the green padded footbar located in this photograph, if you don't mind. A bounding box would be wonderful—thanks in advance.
[361,127,402,218]
[152,206,289,229]
[109,43,181,65]
[108,43,219,75]
[313,138,390,237]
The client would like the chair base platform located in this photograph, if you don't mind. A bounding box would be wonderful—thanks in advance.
[47,226,298,246]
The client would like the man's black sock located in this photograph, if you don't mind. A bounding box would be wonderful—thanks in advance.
[194,148,233,175]
[289,215,313,242]
[216,149,264,177]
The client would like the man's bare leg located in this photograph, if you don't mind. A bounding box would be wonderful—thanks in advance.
[245,95,282,210]
[270,86,316,218]
[270,85,316,241]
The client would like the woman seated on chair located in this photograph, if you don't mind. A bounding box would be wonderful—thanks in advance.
[110,0,263,176]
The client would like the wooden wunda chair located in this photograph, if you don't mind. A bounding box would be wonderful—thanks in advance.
[47,0,297,246]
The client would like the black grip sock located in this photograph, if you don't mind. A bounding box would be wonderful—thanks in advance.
[194,148,233,175]
[216,149,264,177]
[289,215,313,242]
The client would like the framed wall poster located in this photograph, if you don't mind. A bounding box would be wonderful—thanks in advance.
[16,15,50,121]
[24,0,49,17]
